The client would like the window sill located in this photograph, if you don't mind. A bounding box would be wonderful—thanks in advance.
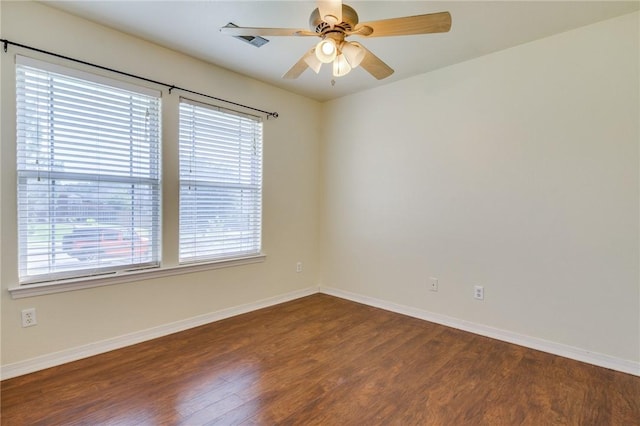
[8,254,266,299]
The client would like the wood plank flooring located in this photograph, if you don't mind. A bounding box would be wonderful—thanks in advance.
[2,294,639,425]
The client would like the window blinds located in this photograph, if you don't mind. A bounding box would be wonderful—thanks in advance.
[178,98,263,263]
[16,56,161,284]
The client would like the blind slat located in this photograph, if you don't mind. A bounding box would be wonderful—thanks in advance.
[17,61,162,285]
[178,101,262,263]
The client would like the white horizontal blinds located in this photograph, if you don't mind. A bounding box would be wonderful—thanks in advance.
[179,98,263,263]
[16,57,161,284]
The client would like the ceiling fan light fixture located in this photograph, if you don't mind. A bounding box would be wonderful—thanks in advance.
[221,3,451,82]
[304,50,323,74]
[341,41,365,68]
[323,14,339,25]
[333,54,352,77]
[315,39,337,63]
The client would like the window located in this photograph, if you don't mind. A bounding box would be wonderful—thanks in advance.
[178,98,263,263]
[16,56,161,284]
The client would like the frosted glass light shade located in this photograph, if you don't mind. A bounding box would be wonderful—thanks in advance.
[341,41,365,68]
[333,54,352,77]
[304,51,322,74]
[315,39,337,63]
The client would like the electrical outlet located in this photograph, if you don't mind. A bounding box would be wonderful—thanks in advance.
[296,262,303,273]
[429,277,438,292]
[474,285,484,301]
[21,308,37,327]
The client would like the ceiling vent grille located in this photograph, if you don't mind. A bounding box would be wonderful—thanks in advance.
[225,23,269,47]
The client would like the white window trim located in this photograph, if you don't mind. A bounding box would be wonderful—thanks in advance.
[8,254,266,299]
[10,56,268,298]
[178,97,263,263]
[16,54,163,284]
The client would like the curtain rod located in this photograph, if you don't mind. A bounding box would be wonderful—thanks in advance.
[1,39,279,119]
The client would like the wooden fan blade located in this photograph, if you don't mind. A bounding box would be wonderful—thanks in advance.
[355,11,451,37]
[318,0,343,25]
[220,26,317,37]
[283,49,316,79]
[352,42,394,80]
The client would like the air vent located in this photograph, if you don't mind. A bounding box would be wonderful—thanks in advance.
[225,23,269,47]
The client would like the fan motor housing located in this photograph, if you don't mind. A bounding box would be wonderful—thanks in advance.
[309,4,359,34]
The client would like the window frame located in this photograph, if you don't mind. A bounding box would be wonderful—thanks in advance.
[15,55,162,285]
[178,97,264,265]
[7,56,266,299]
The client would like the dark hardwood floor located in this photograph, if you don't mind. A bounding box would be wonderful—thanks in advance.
[2,294,639,425]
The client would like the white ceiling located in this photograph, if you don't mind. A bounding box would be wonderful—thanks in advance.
[44,1,639,102]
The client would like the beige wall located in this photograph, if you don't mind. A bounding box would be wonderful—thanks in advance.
[321,12,639,363]
[0,2,321,365]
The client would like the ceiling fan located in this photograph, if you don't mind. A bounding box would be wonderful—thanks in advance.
[220,1,451,80]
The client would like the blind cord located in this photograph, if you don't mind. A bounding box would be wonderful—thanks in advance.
[1,38,279,119]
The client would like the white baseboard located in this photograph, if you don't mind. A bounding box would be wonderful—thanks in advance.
[0,286,318,380]
[319,286,640,377]
[3,285,638,380]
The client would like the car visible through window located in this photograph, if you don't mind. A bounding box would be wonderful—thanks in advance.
[62,227,149,261]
